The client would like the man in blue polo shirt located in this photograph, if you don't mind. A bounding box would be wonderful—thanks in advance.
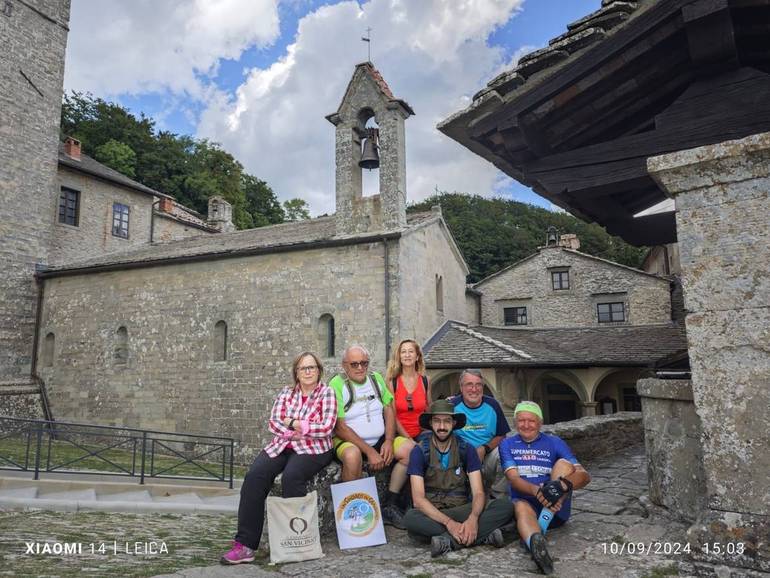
[500,401,591,575]
[449,369,511,498]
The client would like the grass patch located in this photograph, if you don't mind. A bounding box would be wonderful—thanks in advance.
[0,434,247,480]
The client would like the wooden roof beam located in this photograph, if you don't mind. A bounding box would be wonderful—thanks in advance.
[683,0,740,73]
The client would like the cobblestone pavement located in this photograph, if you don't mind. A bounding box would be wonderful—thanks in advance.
[1,445,766,578]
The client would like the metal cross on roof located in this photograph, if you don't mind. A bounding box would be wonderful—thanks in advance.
[362,27,372,62]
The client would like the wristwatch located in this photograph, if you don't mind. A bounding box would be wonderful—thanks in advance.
[482,444,492,455]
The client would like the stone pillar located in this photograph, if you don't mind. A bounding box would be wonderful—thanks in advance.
[648,133,770,571]
[637,378,706,521]
[578,401,598,417]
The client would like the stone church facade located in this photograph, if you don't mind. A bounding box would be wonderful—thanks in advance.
[30,61,470,458]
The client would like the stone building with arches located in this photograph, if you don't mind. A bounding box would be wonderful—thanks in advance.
[424,237,687,424]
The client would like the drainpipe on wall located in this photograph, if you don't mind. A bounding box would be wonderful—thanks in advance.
[383,238,391,361]
[150,199,159,243]
[30,273,54,423]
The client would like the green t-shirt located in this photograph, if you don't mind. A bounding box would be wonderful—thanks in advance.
[329,372,393,418]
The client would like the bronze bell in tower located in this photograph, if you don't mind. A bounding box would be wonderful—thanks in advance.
[358,128,380,170]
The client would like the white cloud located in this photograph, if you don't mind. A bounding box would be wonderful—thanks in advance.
[64,0,280,98]
[197,0,526,214]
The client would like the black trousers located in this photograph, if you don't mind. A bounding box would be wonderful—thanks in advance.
[235,448,332,549]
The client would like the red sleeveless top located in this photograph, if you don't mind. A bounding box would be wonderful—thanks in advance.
[394,374,428,438]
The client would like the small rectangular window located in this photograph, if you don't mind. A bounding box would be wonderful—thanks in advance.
[504,306,527,326]
[551,270,569,290]
[58,187,80,226]
[112,203,130,238]
[598,302,626,323]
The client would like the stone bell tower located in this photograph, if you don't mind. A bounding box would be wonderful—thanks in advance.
[325,62,414,236]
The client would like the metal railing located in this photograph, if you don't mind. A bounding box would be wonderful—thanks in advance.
[0,416,235,488]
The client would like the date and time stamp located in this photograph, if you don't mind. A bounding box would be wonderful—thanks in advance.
[20,538,746,558]
[600,541,746,557]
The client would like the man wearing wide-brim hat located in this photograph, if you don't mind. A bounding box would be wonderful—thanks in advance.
[403,400,513,557]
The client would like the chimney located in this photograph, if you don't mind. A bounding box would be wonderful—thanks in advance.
[158,198,174,213]
[207,196,235,233]
[64,137,81,160]
[559,233,580,250]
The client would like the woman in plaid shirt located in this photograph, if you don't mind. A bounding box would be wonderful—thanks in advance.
[221,351,337,565]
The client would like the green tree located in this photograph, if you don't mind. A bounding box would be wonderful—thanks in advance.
[60,92,287,230]
[242,174,284,227]
[93,139,137,178]
[408,192,648,282]
[283,198,310,221]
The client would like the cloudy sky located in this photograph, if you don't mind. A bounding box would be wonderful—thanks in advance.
[64,0,601,215]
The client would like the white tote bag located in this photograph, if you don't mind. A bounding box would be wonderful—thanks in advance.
[266,490,324,564]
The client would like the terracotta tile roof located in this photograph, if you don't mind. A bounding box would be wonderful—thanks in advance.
[424,321,687,368]
[363,62,395,100]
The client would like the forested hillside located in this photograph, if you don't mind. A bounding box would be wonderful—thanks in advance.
[409,193,648,283]
[60,93,293,229]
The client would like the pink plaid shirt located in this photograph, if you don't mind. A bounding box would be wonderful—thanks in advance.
[264,382,337,457]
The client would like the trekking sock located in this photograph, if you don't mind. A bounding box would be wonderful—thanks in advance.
[538,508,554,535]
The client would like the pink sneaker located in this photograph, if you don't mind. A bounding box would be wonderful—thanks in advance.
[220,541,256,565]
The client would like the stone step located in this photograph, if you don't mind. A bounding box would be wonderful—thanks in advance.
[0,486,38,499]
[96,490,152,502]
[200,493,239,506]
[153,491,203,504]
[38,488,97,501]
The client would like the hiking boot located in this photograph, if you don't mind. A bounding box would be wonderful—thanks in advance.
[382,504,406,529]
[478,528,505,548]
[529,532,554,575]
[430,534,452,558]
[220,541,255,565]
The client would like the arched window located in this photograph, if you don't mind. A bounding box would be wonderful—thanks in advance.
[436,274,444,313]
[43,332,55,367]
[319,314,335,358]
[214,320,228,361]
[114,326,128,364]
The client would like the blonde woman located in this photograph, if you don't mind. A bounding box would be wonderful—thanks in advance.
[386,339,432,440]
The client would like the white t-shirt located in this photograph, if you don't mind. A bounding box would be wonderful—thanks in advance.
[341,376,385,445]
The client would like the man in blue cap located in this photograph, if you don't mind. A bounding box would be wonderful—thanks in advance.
[499,401,591,575]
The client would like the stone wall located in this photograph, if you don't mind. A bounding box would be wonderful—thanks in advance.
[397,217,469,345]
[50,167,155,266]
[153,214,211,243]
[38,242,393,461]
[637,378,705,522]
[649,133,770,571]
[476,247,671,328]
[541,412,643,463]
[0,388,45,420]
[0,0,70,381]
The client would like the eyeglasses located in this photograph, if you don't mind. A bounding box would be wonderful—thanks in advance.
[406,394,413,412]
[348,361,369,369]
[298,365,318,373]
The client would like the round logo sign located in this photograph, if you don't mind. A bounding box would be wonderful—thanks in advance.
[336,492,379,537]
[289,516,308,535]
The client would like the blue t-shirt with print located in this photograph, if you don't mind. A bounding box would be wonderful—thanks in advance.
[449,395,511,448]
[499,432,579,519]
